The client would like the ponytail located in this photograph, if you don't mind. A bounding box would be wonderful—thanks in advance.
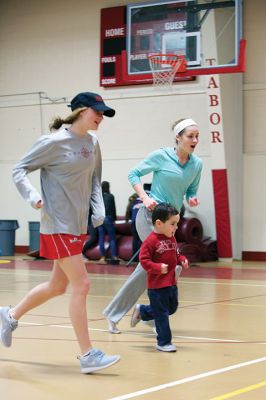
[49,107,87,131]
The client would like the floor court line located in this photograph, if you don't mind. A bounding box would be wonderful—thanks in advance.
[208,302,266,308]
[107,357,266,400]
[180,292,266,309]
[180,280,266,288]
[2,269,266,287]
[209,380,266,400]
[19,322,264,344]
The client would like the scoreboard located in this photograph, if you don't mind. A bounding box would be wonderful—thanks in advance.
[100,6,127,87]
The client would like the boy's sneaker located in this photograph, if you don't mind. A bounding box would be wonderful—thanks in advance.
[130,304,141,327]
[142,320,157,334]
[156,343,177,352]
[107,318,121,334]
[78,348,120,374]
[175,265,182,281]
[0,306,18,347]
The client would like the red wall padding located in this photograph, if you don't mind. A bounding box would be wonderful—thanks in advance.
[175,217,203,244]
[116,235,133,261]
[115,219,132,235]
[176,242,203,263]
[200,239,218,261]
[28,216,217,263]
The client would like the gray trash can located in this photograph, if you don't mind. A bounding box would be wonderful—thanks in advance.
[28,221,40,252]
[0,220,19,256]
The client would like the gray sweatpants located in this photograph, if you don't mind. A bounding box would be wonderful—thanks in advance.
[102,206,153,323]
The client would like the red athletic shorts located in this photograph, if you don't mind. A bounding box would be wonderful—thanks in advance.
[40,233,87,260]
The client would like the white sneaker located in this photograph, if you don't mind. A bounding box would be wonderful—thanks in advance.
[130,304,141,327]
[156,343,177,352]
[142,320,157,334]
[107,318,121,334]
[78,348,120,373]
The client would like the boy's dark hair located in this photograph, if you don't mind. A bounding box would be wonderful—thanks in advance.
[152,203,179,224]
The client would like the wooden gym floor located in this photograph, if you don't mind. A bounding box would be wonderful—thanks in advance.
[0,257,266,400]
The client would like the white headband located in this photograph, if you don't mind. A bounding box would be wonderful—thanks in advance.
[174,118,197,136]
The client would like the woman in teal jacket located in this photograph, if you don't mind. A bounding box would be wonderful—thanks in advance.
[103,118,202,333]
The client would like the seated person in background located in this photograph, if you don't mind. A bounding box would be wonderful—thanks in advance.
[98,181,119,263]
[130,203,188,352]
[125,193,142,262]
[82,207,99,259]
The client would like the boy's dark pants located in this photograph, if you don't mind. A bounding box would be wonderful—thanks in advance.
[140,285,178,346]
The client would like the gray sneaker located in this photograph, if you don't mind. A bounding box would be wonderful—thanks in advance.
[0,306,18,347]
[78,348,120,374]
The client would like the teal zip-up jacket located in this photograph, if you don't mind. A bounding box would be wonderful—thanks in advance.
[128,147,202,212]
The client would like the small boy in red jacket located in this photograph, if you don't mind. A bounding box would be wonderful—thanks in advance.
[130,202,188,352]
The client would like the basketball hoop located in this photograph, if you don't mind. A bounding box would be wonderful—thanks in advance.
[148,54,187,89]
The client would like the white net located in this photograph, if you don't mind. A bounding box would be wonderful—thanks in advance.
[148,54,185,89]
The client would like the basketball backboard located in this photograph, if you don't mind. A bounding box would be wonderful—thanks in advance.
[100,0,245,87]
[126,0,244,76]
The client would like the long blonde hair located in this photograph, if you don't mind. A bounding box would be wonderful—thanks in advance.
[49,107,87,131]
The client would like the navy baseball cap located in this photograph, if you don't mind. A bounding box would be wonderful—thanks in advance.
[68,92,115,117]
